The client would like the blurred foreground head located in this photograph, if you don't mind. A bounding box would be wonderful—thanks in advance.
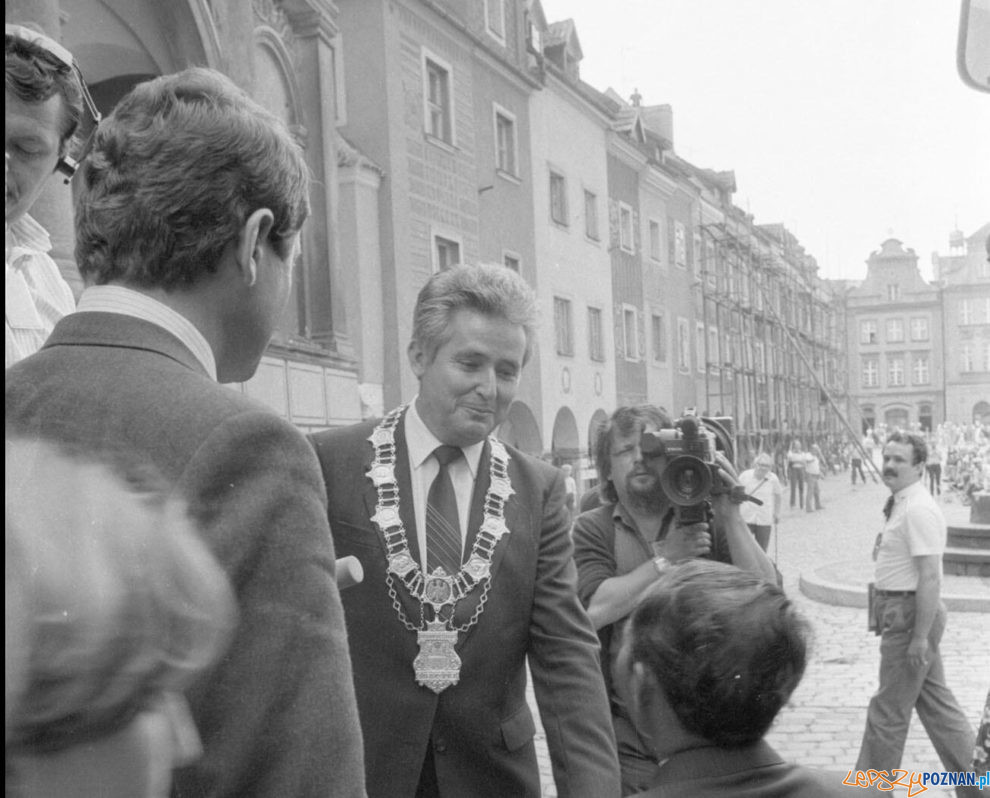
[5,439,236,797]
[616,560,808,753]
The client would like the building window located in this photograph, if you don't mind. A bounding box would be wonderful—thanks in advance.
[910,317,929,341]
[674,220,687,268]
[913,356,930,385]
[677,317,690,373]
[695,321,706,373]
[584,190,599,241]
[554,297,573,356]
[862,358,878,387]
[887,284,900,301]
[860,320,878,345]
[707,326,719,372]
[651,313,665,362]
[755,340,766,382]
[484,0,505,44]
[433,234,461,272]
[984,342,990,372]
[619,203,634,253]
[692,231,702,278]
[888,356,905,387]
[503,251,520,272]
[588,306,604,361]
[423,52,453,144]
[623,305,639,361]
[549,170,568,226]
[493,105,517,177]
[649,219,661,262]
[960,299,973,325]
[886,318,904,343]
[961,344,974,372]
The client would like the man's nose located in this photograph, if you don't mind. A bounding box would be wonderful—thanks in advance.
[475,366,496,397]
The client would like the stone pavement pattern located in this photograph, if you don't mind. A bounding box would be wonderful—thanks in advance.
[530,474,989,797]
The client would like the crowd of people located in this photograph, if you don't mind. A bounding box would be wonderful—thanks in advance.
[5,24,987,798]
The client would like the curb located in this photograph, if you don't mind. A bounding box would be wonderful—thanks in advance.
[799,566,990,613]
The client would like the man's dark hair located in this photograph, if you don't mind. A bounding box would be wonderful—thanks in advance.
[593,405,672,504]
[626,560,809,747]
[5,28,84,155]
[885,431,928,466]
[75,67,310,290]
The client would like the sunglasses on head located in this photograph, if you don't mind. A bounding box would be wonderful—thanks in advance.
[6,23,102,181]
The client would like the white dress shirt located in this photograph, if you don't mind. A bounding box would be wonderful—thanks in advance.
[404,400,485,571]
[76,285,217,380]
[5,214,76,368]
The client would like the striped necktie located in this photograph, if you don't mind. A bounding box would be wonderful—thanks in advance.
[426,445,463,577]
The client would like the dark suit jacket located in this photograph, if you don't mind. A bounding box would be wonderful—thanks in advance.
[310,416,620,798]
[5,312,365,798]
[631,741,858,797]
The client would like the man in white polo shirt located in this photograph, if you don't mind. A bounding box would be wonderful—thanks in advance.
[856,431,979,796]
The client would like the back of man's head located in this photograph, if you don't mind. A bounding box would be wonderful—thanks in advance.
[75,67,309,291]
[625,560,808,747]
[5,24,84,155]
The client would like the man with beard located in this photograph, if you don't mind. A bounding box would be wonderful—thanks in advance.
[572,405,776,796]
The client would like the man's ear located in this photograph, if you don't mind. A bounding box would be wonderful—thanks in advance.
[408,338,427,379]
[235,208,275,287]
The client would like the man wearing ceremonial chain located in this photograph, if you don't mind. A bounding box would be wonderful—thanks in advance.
[310,264,620,798]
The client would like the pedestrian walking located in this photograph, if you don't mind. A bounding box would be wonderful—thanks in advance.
[738,452,783,551]
[787,439,808,510]
[805,444,824,512]
[847,442,867,485]
[855,432,980,797]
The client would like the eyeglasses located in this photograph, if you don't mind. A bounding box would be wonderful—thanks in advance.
[6,24,102,181]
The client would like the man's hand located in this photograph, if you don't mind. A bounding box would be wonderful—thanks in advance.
[907,636,929,669]
[663,520,712,562]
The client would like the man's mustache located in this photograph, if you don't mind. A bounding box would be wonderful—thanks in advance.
[883,469,897,477]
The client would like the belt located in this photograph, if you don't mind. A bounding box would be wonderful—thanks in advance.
[874,589,916,598]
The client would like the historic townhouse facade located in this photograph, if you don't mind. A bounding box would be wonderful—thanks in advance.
[16,0,364,431]
[527,15,616,490]
[933,223,990,425]
[12,0,856,457]
[845,239,944,432]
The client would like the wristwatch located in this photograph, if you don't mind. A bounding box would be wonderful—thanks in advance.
[652,555,670,575]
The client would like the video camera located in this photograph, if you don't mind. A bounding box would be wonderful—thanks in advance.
[640,412,749,525]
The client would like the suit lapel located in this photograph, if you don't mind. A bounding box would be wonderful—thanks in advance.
[361,412,423,624]
[452,439,515,633]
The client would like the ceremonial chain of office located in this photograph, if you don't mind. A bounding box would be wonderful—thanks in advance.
[367,405,515,691]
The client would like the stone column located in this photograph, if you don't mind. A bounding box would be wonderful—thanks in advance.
[283,0,354,360]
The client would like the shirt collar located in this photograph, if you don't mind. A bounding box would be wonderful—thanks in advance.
[894,479,927,504]
[405,399,484,478]
[6,214,52,262]
[76,285,218,380]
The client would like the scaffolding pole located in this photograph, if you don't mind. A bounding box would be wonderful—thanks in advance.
[757,282,882,482]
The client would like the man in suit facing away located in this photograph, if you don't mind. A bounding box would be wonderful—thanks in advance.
[309,264,620,798]
[5,67,365,797]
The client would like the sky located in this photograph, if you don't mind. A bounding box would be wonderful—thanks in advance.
[539,0,990,281]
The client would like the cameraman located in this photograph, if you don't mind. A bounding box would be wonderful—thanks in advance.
[572,405,776,796]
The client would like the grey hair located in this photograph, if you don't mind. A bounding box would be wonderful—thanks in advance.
[410,263,538,364]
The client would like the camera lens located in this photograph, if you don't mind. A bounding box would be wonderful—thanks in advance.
[659,455,713,506]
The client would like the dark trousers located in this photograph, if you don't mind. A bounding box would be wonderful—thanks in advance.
[927,463,942,495]
[851,457,866,484]
[857,596,979,796]
[788,467,805,508]
[747,523,771,551]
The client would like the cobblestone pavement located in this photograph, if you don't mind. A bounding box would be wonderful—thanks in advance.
[531,473,989,797]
